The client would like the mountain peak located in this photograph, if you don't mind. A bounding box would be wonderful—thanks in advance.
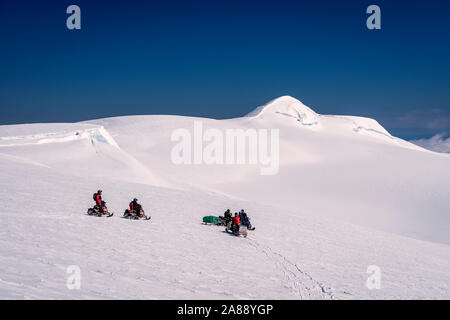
[246,96,319,125]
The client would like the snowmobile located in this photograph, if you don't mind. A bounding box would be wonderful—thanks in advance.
[238,211,255,231]
[241,219,255,231]
[123,209,151,220]
[87,204,114,217]
[225,221,248,237]
[218,215,233,226]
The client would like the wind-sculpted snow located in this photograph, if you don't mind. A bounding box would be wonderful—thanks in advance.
[0,123,170,188]
[0,124,119,148]
[246,96,320,126]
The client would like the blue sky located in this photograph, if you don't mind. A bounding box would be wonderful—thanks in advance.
[0,0,449,139]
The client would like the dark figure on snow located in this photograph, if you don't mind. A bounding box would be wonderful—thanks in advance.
[232,212,240,234]
[239,209,254,230]
[224,209,232,223]
[238,209,247,221]
[93,190,106,213]
[129,198,144,216]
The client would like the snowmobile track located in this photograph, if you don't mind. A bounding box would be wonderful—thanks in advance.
[248,240,335,300]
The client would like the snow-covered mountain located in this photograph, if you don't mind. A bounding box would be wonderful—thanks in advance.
[0,96,449,299]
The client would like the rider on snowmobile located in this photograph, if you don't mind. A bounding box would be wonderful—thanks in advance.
[239,209,253,230]
[93,190,105,213]
[238,209,246,221]
[224,209,232,223]
[129,198,144,216]
[232,212,240,234]
[219,209,233,226]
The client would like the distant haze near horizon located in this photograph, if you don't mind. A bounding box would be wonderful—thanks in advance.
[1,0,449,140]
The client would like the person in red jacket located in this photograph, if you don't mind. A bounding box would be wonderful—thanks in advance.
[93,190,105,213]
[129,198,143,216]
[232,212,240,233]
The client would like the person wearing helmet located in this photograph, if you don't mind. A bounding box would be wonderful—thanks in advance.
[239,209,254,230]
[219,209,233,227]
[93,189,105,213]
[224,209,232,222]
[129,198,143,217]
[238,209,247,221]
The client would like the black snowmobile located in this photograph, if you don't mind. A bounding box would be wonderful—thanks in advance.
[225,221,248,237]
[87,203,114,217]
[241,218,255,231]
[216,209,233,226]
[216,215,231,226]
[239,211,255,231]
[123,208,151,220]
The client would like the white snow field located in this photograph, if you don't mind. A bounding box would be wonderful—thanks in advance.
[0,96,449,299]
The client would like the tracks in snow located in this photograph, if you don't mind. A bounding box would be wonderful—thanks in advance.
[247,240,335,300]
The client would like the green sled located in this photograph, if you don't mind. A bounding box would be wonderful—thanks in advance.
[203,216,220,224]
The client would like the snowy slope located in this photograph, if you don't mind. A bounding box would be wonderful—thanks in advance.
[85,96,450,244]
[0,123,171,188]
[0,96,449,299]
[0,153,449,299]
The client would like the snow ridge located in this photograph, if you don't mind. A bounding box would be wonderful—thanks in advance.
[0,125,119,149]
[246,96,319,126]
